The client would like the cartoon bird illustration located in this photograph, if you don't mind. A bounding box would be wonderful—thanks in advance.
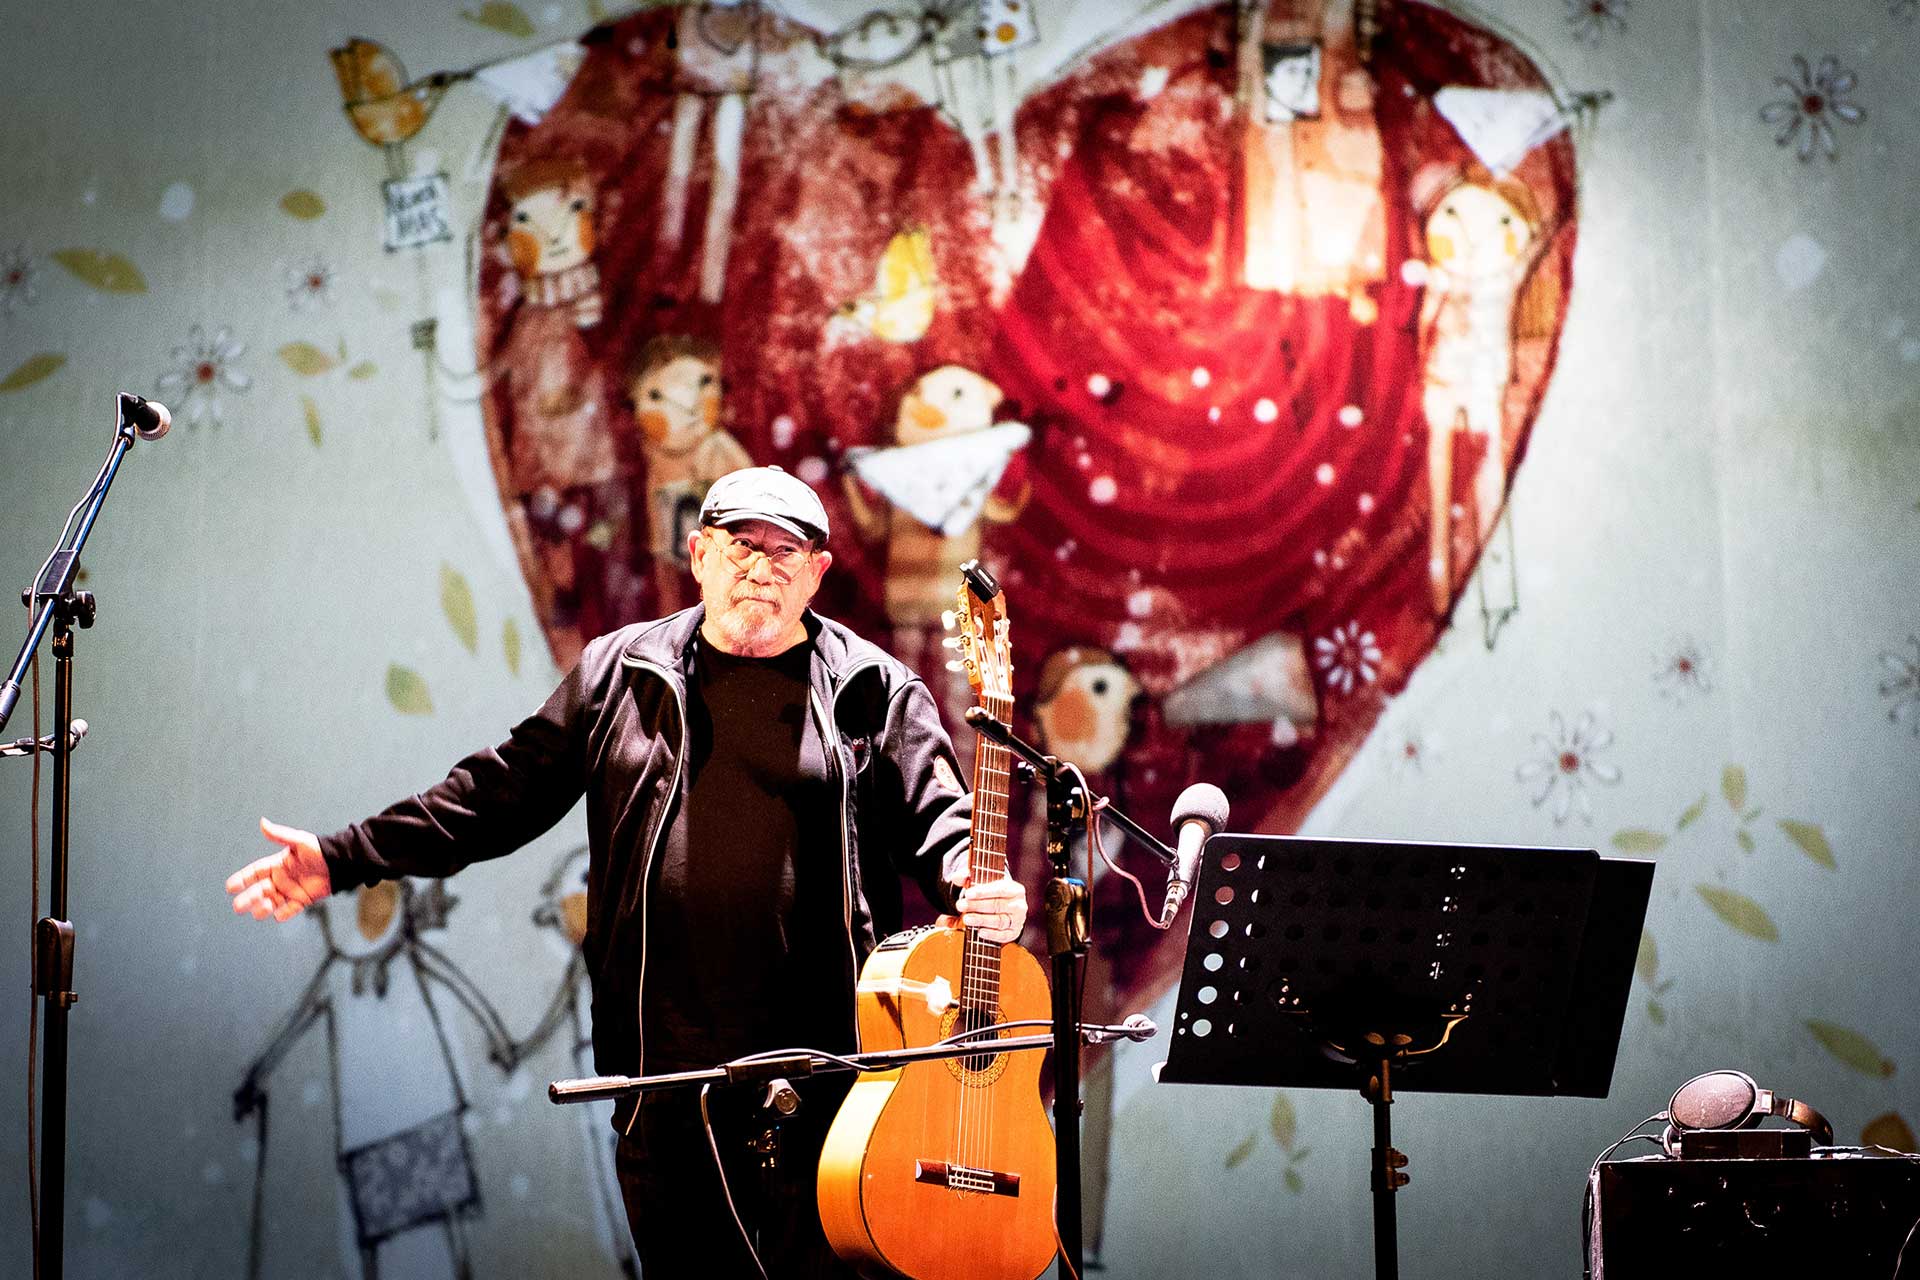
[843,364,1030,626]
[834,226,938,343]
[843,365,1030,683]
[329,37,462,148]
[1033,646,1140,775]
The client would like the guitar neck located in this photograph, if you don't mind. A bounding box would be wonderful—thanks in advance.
[962,689,1014,1014]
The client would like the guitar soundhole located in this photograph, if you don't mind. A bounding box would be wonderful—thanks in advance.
[940,1005,1011,1085]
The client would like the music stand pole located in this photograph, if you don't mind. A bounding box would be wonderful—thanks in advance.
[1040,757,1088,1278]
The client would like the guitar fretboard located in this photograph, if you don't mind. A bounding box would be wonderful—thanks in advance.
[961,688,1013,1017]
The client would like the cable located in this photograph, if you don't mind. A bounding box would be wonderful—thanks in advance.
[1081,779,1171,931]
[1895,1209,1920,1280]
[1580,1113,1666,1280]
[1052,1184,1084,1280]
[25,637,42,1270]
[698,1083,769,1280]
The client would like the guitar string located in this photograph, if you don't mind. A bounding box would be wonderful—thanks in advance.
[972,694,1012,1185]
[957,700,1009,1188]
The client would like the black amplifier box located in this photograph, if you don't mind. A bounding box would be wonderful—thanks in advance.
[1593,1154,1920,1278]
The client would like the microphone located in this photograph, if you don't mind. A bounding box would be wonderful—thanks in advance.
[1161,782,1229,926]
[1083,1013,1158,1045]
[117,393,172,441]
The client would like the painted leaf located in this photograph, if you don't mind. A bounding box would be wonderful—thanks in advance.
[300,395,322,446]
[441,564,478,653]
[1224,1133,1257,1170]
[348,361,378,380]
[1806,1020,1896,1078]
[278,342,338,377]
[1694,885,1778,942]
[503,618,522,676]
[1736,829,1755,854]
[0,353,66,393]
[1721,764,1747,812]
[1291,1146,1311,1162]
[462,1,536,37]
[51,248,147,293]
[385,664,433,715]
[1283,1167,1304,1194]
[1269,1092,1296,1152]
[1779,819,1836,869]
[280,190,326,220]
[1635,930,1658,983]
[1611,828,1668,855]
[1862,1112,1916,1153]
[1646,1000,1665,1026]
[1676,794,1708,830]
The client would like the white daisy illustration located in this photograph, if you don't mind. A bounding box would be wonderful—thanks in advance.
[1564,0,1630,46]
[1760,56,1865,162]
[1515,709,1621,824]
[1653,636,1712,703]
[283,255,337,311]
[1313,621,1382,696]
[1880,635,1920,737]
[1,246,40,315]
[156,325,253,427]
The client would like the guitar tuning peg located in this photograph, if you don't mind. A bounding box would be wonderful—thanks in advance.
[940,635,963,650]
[941,609,959,631]
[945,659,966,673]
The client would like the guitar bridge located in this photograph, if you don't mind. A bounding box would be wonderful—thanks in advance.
[914,1160,1021,1198]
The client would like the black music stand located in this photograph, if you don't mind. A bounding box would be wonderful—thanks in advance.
[1157,836,1652,1280]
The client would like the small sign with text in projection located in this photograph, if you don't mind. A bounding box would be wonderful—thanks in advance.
[382,174,452,252]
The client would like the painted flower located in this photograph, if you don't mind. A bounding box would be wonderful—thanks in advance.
[1880,635,1920,736]
[0,246,40,315]
[1314,621,1381,696]
[1564,0,1630,46]
[156,325,252,427]
[1515,709,1621,824]
[1383,722,1443,776]
[1653,636,1712,703]
[282,255,336,311]
[1760,56,1864,162]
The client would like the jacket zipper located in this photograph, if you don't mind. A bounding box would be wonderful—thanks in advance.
[824,660,884,1040]
[621,656,687,1090]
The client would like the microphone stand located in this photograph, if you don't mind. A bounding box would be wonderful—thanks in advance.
[2,402,151,1280]
[963,706,1175,1280]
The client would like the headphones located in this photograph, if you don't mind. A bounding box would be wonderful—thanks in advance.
[1661,1069,1833,1155]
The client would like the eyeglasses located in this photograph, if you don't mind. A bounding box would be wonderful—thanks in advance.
[705,527,813,583]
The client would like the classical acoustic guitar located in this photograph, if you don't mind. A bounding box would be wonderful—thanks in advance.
[818,560,1057,1280]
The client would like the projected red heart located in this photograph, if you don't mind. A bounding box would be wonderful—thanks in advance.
[473,1,1578,1016]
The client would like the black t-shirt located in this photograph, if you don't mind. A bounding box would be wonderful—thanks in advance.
[642,637,848,1072]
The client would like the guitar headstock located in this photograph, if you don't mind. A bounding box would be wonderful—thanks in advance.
[949,559,1011,705]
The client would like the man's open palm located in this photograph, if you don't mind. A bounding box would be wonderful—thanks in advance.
[227,817,332,921]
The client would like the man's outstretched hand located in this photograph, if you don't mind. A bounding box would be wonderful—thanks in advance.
[227,818,332,922]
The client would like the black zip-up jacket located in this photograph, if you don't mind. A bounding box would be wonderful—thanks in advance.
[320,606,973,1089]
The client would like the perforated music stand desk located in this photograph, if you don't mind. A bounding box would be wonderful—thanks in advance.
[1158,835,1652,1280]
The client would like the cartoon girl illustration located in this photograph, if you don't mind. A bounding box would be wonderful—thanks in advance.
[234,879,517,1280]
[1416,174,1558,617]
[492,157,636,656]
[626,334,751,615]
